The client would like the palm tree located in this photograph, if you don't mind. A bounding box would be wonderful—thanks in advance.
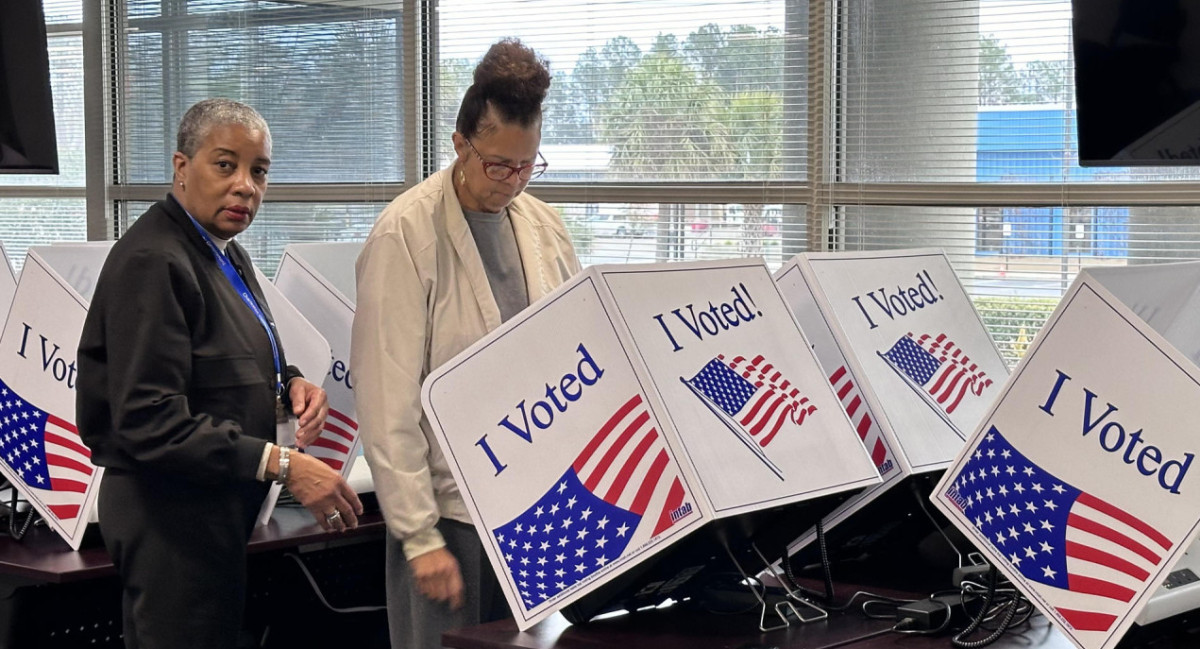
[599,38,737,260]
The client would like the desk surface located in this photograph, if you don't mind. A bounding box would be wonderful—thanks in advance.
[443,604,1075,649]
[0,507,385,584]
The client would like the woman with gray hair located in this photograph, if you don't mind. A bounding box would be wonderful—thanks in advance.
[77,98,362,649]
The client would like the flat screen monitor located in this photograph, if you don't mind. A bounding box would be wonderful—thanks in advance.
[0,0,58,174]
[1072,0,1200,166]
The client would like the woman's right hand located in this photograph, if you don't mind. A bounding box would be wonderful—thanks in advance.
[410,547,465,610]
[286,451,364,532]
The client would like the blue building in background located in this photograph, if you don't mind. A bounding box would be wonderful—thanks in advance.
[976,107,1128,258]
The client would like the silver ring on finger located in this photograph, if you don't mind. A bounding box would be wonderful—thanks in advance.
[325,510,342,524]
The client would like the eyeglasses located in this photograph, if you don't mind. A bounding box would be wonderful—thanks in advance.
[464,138,548,182]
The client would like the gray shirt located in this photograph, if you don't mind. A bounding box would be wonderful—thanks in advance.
[463,207,529,322]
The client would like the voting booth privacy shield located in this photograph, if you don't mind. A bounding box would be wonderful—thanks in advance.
[932,263,1200,649]
[274,242,363,479]
[0,249,103,549]
[0,242,17,319]
[0,242,329,549]
[249,263,331,524]
[774,249,1009,553]
[422,259,881,629]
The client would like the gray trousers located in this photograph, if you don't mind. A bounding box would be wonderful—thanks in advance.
[386,518,510,649]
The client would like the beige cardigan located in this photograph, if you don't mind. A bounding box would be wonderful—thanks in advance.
[351,166,582,559]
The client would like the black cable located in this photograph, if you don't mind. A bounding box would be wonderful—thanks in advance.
[910,478,963,567]
[283,553,386,613]
[951,566,1021,648]
[781,546,827,602]
[3,482,37,541]
[779,539,915,615]
[779,519,837,605]
[960,579,1034,631]
[851,628,898,643]
[815,519,834,602]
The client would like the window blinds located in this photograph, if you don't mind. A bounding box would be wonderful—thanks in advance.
[437,0,811,268]
[828,0,1200,363]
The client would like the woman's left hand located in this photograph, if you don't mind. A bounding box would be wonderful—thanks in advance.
[288,378,329,449]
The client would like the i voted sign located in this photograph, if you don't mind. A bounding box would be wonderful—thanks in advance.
[0,251,101,550]
[931,270,1200,649]
[424,272,702,630]
[423,259,881,630]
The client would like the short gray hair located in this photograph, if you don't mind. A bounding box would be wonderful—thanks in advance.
[175,99,272,157]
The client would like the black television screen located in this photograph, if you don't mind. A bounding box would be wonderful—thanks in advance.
[1072,0,1200,166]
[0,0,58,174]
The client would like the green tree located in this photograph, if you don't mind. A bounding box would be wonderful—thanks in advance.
[581,26,786,258]
[600,46,735,178]
[598,37,737,260]
[544,70,591,143]
[980,35,1022,105]
[721,89,782,255]
[715,25,784,93]
[569,37,642,143]
[980,34,1071,106]
[1020,59,1071,104]
[682,23,727,84]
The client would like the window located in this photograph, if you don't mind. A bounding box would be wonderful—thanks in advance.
[830,0,1200,363]
[436,0,809,268]
[24,0,1200,366]
[438,0,804,182]
[115,0,404,267]
[558,202,804,270]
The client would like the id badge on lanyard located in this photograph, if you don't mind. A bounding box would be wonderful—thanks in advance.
[186,214,287,419]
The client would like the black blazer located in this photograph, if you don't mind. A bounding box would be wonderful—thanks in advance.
[77,195,301,485]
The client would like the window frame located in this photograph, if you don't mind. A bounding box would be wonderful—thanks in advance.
[20,0,1200,316]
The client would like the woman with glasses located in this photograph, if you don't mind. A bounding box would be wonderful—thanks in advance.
[351,39,580,648]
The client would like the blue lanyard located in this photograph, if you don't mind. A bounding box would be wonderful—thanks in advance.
[186,215,283,395]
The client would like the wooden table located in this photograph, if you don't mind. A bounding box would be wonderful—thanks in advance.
[445,600,913,649]
[0,507,388,648]
[441,595,1099,649]
[445,598,1200,649]
[0,506,384,584]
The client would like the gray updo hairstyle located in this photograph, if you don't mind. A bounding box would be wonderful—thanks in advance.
[175,98,272,158]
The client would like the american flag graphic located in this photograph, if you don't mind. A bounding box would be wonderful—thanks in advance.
[945,426,1172,633]
[682,354,816,479]
[0,378,94,521]
[491,393,686,611]
[305,407,357,472]
[828,365,890,474]
[879,332,993,416]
